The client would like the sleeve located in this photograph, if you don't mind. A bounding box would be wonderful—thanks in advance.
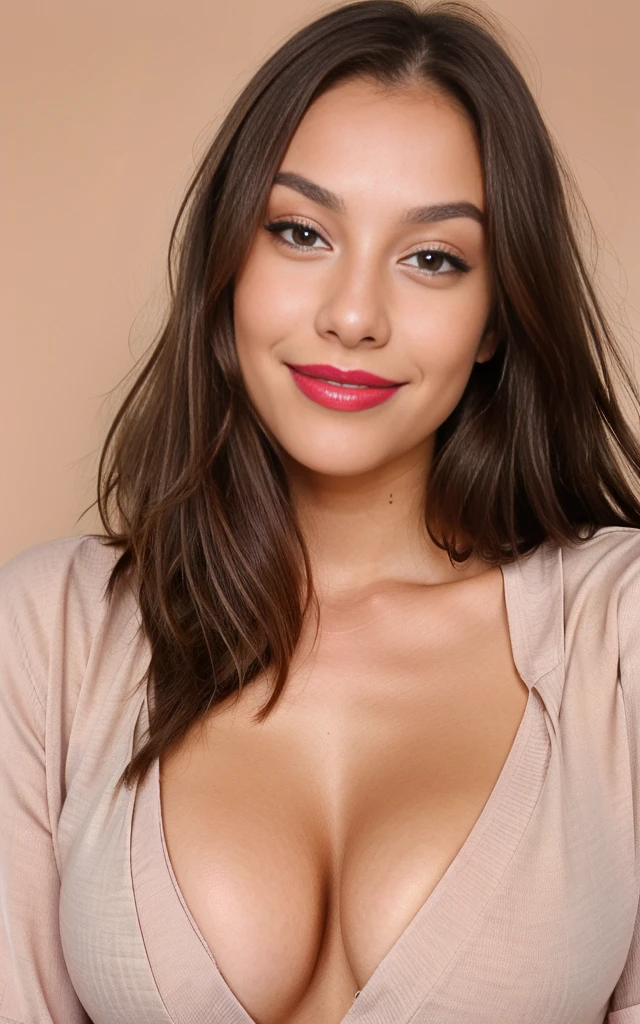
[0,550,92,1024]
[607,554,640,1023]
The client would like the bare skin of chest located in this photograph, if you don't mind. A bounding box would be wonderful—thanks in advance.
[160,565,528,1024]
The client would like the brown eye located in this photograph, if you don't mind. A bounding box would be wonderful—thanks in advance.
[402,248,470,276]
[264,219,329,250]
[415,251,446,272]
[289,225,319,247]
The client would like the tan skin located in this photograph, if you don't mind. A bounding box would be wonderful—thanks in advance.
[160,78,529,1024]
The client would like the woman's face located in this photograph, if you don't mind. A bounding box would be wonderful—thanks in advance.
[233,77,494,480]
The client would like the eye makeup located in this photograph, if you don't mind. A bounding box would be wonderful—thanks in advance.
[263,217,471,277]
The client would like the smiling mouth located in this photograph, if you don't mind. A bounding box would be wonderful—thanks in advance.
[285,363,404,388]
[285,364,404,412]
[312,379,371,388]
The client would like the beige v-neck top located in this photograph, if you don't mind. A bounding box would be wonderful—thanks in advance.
[2,526,640,1024]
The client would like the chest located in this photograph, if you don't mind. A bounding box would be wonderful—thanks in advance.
[159,573,530,1024]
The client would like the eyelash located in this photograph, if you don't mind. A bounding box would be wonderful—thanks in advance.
[263,218,471,276]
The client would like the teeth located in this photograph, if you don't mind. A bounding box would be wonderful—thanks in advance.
[322,380,369,388]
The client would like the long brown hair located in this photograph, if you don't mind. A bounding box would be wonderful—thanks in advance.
[83,0,640,791]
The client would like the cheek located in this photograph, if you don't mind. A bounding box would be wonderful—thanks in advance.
[404,280,491,379]
[233,247,309,360]
[233,259,270,359]
[232,251,301,420]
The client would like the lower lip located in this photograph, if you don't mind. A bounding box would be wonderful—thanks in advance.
[287,367,403,411]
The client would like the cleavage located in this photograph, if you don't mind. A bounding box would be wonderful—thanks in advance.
[159,571,529,1024]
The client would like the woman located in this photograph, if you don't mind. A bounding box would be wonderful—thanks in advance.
[2,0,640,1021]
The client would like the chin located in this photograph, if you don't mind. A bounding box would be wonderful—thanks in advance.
[280,442,388,479]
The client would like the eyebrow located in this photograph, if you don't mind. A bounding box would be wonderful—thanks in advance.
[272,171,485,227]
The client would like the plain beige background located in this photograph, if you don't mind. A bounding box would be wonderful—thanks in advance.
[2,0,639,564]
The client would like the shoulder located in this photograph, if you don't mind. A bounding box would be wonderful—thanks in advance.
[1,529,122,575]
[0,533,126,634]
[0,534,129,708]
[560,527,640,694]
[560,526,640,607]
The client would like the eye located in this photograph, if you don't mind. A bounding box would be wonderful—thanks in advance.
[401,249,470,276]
[264,219,329,250]
[264,219,471,277]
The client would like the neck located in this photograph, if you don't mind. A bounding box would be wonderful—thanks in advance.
[283,442,482,599]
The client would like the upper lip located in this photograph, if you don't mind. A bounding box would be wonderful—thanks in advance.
[286,363,404,387]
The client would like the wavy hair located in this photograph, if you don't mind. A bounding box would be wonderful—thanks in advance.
[83,0,640,791]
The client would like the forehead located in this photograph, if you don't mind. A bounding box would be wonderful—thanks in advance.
[275,78,484,211]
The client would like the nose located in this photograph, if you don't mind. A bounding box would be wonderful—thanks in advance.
[313,255,391,350]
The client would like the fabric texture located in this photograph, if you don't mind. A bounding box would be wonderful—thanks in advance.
[1,526,640,1023]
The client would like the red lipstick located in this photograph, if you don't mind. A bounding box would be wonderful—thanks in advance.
[285,363,406,412]
[287,363,402,386]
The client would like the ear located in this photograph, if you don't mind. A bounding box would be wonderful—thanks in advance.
[475,327,497,364]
